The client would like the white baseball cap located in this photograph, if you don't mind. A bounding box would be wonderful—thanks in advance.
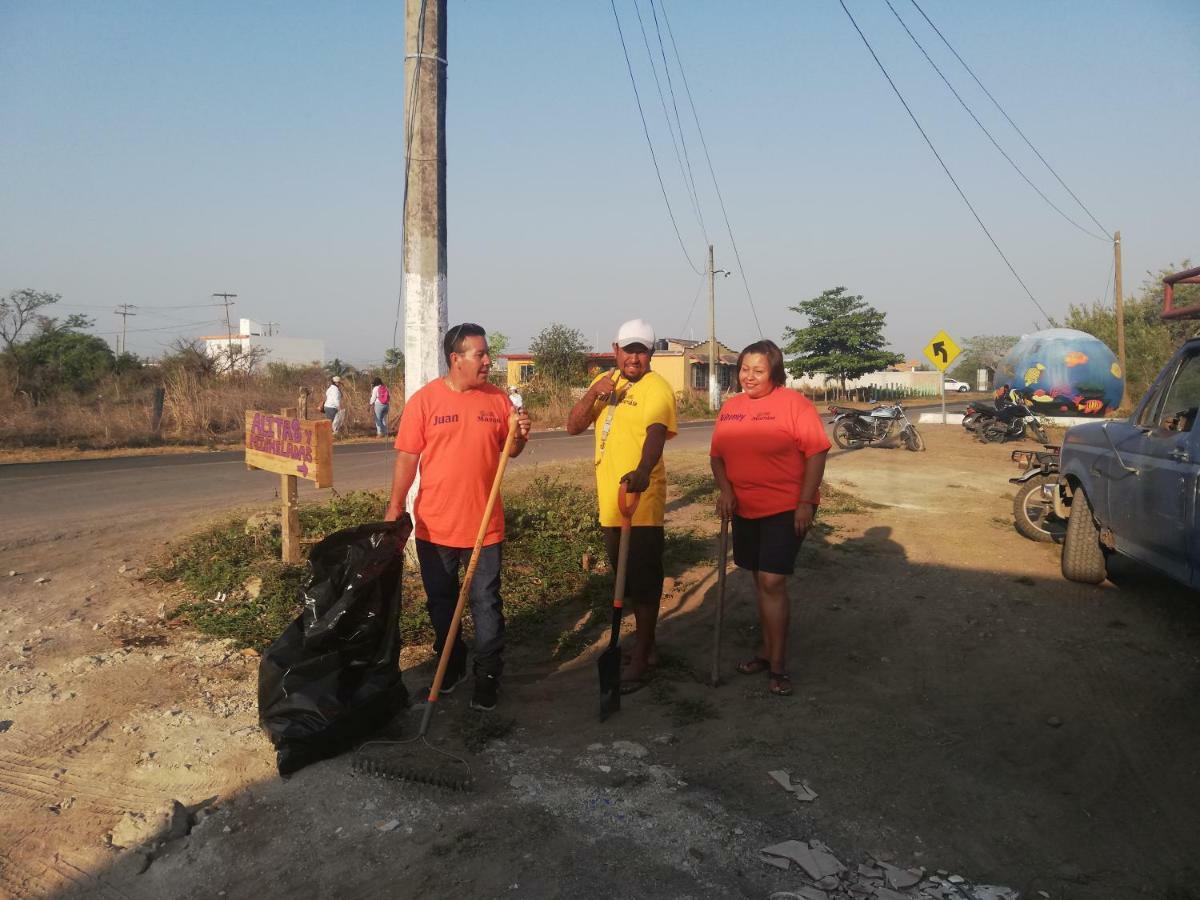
[331,375,341,383]
[615,318,655,349]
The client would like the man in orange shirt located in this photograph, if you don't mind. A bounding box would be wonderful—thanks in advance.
[384,323,531,711]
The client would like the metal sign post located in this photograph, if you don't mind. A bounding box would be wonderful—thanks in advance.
[922,330,963,426]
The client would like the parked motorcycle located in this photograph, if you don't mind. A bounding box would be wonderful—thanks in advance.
[979,401,1050,444]
[1009,446,1065,542]
[828,402,925,452]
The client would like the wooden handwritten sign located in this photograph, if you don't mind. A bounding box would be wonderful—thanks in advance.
[245,410,332,489]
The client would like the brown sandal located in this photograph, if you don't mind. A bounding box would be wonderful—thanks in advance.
[736,657,770,676]
[768,672,793,696]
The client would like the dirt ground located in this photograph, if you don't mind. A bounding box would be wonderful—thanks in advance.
[2,425,1199,900]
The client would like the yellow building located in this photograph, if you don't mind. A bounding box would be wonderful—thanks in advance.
[503,337,739,398]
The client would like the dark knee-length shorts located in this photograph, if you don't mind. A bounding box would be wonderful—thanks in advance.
[732,511,803,575]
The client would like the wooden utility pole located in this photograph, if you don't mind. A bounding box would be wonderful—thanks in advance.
[1113,231,1130,411]
[114,304,136,354]
[402,0,448,402]
[212,292,238,369]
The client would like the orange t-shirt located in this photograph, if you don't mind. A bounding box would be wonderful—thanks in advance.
[709,387,832,519]
[394,379,513,547]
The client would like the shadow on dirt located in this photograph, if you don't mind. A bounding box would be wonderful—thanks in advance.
[41,523,1200,900]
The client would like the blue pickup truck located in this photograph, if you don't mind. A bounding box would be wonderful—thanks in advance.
[1057,265,1200,587]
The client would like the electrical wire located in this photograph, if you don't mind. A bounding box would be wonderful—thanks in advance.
[678,269,708,338]
[636,0,707,241]
[837,0,1053,324]
[610,0,704,276]
[907,0,1111,239]
[392,0,432,356]
[885,0,1108,242]
[658,1,764,337]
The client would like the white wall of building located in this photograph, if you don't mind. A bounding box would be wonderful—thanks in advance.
[787,370,942,392]
[201,317,325,370]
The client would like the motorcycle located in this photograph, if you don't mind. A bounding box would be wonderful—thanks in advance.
[969,396,1050,444]
[828,402,925,452]
[1009,445,1065,542]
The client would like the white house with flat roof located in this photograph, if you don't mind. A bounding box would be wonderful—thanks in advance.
[200,318,325,371]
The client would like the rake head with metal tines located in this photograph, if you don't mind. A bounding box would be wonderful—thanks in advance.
[351,753,474,792]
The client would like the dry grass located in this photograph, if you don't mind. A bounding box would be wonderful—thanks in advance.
[0,366,402,451]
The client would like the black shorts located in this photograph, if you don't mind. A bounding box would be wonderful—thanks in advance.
[602,525,665,600]
[732,511,803,576]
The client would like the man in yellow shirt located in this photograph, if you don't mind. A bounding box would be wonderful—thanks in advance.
[567,318,678,692]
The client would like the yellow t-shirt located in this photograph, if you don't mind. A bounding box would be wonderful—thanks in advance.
[587,370,678,527]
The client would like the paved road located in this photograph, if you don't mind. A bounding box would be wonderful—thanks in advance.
[0,422,719,541]
[2,398,972,542]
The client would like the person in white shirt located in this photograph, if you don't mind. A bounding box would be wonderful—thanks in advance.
[323,376,343,433]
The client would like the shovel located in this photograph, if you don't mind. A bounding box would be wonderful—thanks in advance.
[598,484,640,721]
[710,513,730,687]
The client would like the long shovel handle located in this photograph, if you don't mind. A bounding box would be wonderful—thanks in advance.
[422,411,520,732]
[610,484,641,619]
[710,514,730,687]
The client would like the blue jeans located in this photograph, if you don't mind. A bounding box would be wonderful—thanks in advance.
[373,402,389,435]
[415,539,505,679]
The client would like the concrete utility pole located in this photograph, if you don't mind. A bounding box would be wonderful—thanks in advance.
[707,244,729,412]
[114,304,137,354]
[1113,230,1130,411]
[402,0,448,401]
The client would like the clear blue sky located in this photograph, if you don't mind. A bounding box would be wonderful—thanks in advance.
[2,1,1197,363]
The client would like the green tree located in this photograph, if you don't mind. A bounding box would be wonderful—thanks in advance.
[0,289,62,353]
[487,331,509,357]
[18,316,114,402]
[529,323,590,385]
[383,347,404,370]
[782,287,903,392]
[948,334,1019,382]
[1063,262,1197,398]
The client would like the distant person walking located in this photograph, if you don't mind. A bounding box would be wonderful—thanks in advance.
[323,376,343,434]
[370,377,391,437]
[710,340,830,697]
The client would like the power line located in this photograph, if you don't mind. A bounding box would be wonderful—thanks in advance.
[633,0,707,241]
[657,1,764,337]
[907,0,1111,238]
[837,0,1053,324]
[678,269,708,337]
[884,0,1108,242]
[609,0,703,276]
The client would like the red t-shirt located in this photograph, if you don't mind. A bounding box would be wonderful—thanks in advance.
[394,379,513,547]
[709,387,832,519]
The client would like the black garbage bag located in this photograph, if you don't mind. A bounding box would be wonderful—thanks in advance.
[258,517,412,776]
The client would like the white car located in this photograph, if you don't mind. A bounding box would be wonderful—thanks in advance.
[943,378,971,392]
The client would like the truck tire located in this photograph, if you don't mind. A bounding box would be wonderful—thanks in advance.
[1061,488,1107,584]
[1013,479,1056,543]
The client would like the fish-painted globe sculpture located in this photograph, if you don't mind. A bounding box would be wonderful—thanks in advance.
[993,328,1124,417]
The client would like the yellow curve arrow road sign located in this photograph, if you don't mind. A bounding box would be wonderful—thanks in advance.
[923,330,961,373]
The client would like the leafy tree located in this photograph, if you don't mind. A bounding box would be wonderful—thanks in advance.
[18,317,114,402]
[948,334,1019,382]
[782,287,903,392]
[0,289,62,353]
[1064,261,1197,398]
[529,323,590,385]
[487,331,509,357]
[383,347,404,370]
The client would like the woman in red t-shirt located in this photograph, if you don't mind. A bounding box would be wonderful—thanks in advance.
[710,340,831,696]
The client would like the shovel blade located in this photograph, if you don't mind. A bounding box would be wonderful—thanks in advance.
[598,644,621,721]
